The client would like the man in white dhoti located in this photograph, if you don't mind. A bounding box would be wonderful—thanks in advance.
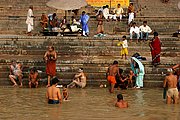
[26,6,34,36]
[103,5,116,21]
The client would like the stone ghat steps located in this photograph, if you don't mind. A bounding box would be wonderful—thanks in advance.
[0,16,180,35]
[137,0,180,17]
[0,48,179,58]
[0,78,163,87]
[0,63,174,74]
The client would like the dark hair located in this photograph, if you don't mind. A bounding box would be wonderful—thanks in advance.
[103,6,106,9]
[53,13,56,17]
[117,94,123,101]
[51,77,59,85]
[30,67,37,73]
[106,5,109,8]
[133,22,136,25]
[113,60,118,65]
[122,35,126,39]
[82,11,86,14]
[118,4,120,6]
[143,21,147,24]
[153,32,158,37]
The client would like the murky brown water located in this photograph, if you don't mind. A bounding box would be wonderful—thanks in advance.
[0,87,180,120]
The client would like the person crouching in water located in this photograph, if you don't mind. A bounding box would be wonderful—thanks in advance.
[46,77,62,104]
[63,85,69,101]
[67,68,87,88]
[115,94,128,108]
[163,68,179,104]
[29,67,39,88]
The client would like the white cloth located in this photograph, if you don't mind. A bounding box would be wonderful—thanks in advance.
[122,40,128,48]
[128,12,134,24]
[130,26,139,34]
[26,8,34,32]
[10,64,22,76]
[139,25,152,33]
[113,7,124,16]
[103,8,116,20]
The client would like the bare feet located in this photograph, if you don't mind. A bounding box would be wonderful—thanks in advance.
[19,84,23,88]
[13,84,18,87]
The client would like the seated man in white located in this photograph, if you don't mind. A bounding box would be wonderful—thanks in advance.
[130,22,140,43]
[139,21,152,41]
[103,5,116,21]
[113,4,124,21]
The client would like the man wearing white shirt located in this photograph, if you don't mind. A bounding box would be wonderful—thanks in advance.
[103,5,116,21]
[139,21,152,41]
[130,22,140,43]
[113,4,124,21]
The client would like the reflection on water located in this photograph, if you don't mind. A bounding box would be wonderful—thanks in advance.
[0,88,180,120]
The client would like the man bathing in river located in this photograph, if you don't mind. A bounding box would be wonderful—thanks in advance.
[67,68,86,88]
[115,94,128,108]
[163,68,179,104]
[46,77,62,104]
[107,61,120,93]
[29,67,39,88]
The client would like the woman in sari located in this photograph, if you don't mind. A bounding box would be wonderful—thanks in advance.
[130,57,145,88]
[44,46,57,87]
[149,32,161,66]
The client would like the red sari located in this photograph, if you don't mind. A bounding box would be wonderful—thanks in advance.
[46,54,56,76]
[150,37,161,64]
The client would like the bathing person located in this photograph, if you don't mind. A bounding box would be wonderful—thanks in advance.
[163,68,179,104]
[9,60,23,87]
[46,77,62,104]
[44,46,57,87]
[68,68,87,88]
[115,94,128,108]
[29,67,39,88]
[63,85,69,100]
[107,61,120,93]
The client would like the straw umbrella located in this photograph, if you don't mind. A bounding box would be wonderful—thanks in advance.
[46,0,87,10]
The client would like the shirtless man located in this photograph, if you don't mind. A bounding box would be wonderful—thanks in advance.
[29,67,39,88]
[9,60,23,87]
[67,68,86,88]
[107,61,120,93]
[115,94,128,108]
[163,68,179,104]
[46,77,62,104]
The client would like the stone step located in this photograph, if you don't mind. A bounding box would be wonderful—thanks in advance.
[0,77,164,87]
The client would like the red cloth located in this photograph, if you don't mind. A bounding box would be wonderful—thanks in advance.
[46,60,56,76]
[150,37,161,63]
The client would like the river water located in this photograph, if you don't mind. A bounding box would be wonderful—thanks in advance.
[0,87,179,120]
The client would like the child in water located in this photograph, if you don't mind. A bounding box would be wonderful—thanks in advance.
[63,85,69,101]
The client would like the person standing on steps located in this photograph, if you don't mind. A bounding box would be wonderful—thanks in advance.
[44,46,57,87]
[149,32,161,66]
[80,11,89,37]
[26,5,35,36]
